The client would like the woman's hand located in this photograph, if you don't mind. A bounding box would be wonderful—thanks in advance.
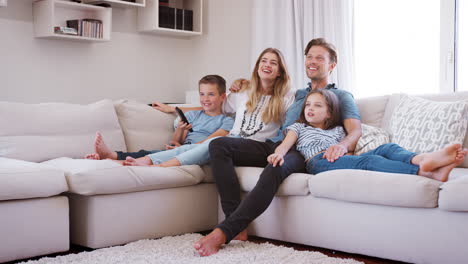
[165,141,181,150]
[267,153,284,167]
[150,101,176,113]
[229,79,250,93]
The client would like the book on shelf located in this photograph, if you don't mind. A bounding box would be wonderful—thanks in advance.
[159,0,169,6]
[176,8,183,30]
[54,26,78,35]
[183,9,193,31]
[158,6,194,31]
[66,19,103,39]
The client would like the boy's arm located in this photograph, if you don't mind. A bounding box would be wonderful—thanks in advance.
[268,130,298,167]
[323,118,362,162]
[195,128,229,144]
[151,101,202,113]
[171,121,192,145]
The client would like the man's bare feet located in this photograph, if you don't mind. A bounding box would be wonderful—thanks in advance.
[418,152,466,182]
[84,153,100,160]
[123,156,153,166]
[418,144,461,171]
[233,229,248,241]
[94,132,118,160]
[193,228,226,256]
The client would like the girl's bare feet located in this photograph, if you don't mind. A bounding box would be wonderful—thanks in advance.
[123,156,153,166]
[94,132,118,160]
[84,153,100,160]
[193,228,226,256]
[418,144,461,171]
[418,152,467,182]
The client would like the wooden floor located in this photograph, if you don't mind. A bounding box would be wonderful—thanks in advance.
[9,234,409,264]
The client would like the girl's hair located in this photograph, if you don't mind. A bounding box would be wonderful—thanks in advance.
[297,89,342,130]
[245,48,291,124]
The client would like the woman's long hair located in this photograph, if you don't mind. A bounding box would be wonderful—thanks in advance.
[245,48,291,124]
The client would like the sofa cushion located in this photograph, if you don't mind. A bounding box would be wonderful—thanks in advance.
[42,158,205,195]
[114,100,175,152]
[438,168,468,211]
[382,92,468,168]
[309,169,442,208]
[0,100,126,162]
[354,124,390,155]
[202,166,310,196]
[389,95,468,155]
[0,158,68,201]
[356,95,389,128]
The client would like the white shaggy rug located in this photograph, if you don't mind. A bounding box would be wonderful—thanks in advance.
[22,234,364,264]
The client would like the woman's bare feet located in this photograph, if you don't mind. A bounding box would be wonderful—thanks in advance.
[156,158,182,168]
[123,156,153,166]
[417,144,461,171]
[418,151,467,182]
[94,132,118,160]
[84,153,100,160]
[193,228,226,256]
[233,229,248,241]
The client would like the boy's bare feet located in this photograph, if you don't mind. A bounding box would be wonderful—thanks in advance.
[94,132,118,160]
[418,144,461,171]
[419,152,467,182]
[233,229,248,241]
[193,228,226,256]
[84,153,100,160]
[123,156,153,166]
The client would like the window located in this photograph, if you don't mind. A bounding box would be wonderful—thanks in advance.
[457,0,468,91]
[354,0,441,98]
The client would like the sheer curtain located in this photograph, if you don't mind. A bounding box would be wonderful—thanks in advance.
[251,0,354,92]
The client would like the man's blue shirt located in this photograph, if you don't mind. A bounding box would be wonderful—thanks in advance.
[268,83,361,143]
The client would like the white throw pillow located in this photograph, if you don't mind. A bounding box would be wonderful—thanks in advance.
[354,124,390,155]
[389,95,468,153]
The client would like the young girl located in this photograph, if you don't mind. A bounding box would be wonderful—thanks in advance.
[268,89,467,182]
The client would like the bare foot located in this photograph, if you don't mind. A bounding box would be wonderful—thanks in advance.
[156,158,182,168]
[84,153,100,160]
[94,132,118,160]
[110,159,125,165]
[419,153,466,182]
[418,144,461,171]
[193,228,226,256]
[123,156,153,166]
[233,229,248,241]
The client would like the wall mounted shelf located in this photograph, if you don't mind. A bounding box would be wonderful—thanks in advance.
[33,0,112,42]
[138,0,202,38]
[82,0,145,8]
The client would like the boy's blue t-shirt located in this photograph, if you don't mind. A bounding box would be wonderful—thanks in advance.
[180,110,234,144]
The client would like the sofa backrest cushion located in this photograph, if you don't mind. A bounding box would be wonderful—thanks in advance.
[114,100,175,152]
[381,92,468,168]
[0,100,126,162]
[355,95,389,128]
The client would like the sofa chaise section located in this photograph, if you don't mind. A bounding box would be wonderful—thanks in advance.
[0,158,69,263]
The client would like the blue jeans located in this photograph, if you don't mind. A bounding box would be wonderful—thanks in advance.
[147,137,218,165]
[307,143,419,175]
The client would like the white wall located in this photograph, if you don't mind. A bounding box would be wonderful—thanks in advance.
[0,0,251,104]
[189,0,252,92]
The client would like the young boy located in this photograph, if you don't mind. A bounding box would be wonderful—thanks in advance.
[85,75,234,167]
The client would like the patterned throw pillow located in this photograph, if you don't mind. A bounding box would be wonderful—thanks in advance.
[354,124,390,155]
[389,95,468,153]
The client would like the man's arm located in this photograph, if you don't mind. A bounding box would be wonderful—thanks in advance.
[323,118,362,162]
[195,128,229,144]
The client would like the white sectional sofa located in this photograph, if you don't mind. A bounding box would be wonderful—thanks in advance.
[1,92,467,264]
